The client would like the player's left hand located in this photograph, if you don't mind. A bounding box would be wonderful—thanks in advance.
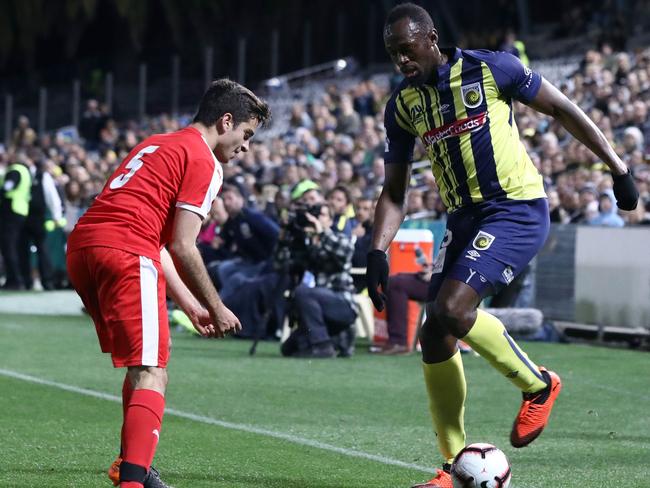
[612,170,639,211]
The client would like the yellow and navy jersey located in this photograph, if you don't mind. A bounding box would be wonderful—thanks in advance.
[384,47,546,212]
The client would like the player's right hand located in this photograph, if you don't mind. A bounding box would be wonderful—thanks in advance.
[366,249,389,311]
[210,303,242,338]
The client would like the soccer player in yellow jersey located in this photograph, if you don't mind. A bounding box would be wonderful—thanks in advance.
[366,4,640,487]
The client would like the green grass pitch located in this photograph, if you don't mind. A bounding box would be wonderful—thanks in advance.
[0,311,648,487]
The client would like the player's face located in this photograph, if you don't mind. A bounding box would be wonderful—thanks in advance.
[384,18,437,85]
[216,117,259,163]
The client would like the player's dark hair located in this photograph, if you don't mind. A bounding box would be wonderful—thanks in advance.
[385,2,435,32]
[193,78,271,129]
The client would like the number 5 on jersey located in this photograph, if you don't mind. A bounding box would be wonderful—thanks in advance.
[110,145,159,190]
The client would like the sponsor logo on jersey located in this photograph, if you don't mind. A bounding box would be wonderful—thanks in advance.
[472,230,495,251]
[410,105,425,124]
[502,266,514,284]
[465,249,481,261]
[461,82,484,108]
[523,66,533,89]
[422,112,487,146]
[439,103,450,114]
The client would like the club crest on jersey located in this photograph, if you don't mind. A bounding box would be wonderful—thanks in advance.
[472,230,495,251]
[461,82,483,108]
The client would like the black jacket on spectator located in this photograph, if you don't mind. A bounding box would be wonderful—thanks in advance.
[219,207,279,263]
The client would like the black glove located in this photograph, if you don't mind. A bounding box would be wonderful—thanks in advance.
[612,170,639,211]
[366,249,389,311]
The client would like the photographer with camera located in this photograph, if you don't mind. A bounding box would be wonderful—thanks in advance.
[276,183,358,358]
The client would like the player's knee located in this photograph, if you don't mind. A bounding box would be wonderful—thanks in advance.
[419,307,446,346]
[128,366,168,395]
[432,297,474,338]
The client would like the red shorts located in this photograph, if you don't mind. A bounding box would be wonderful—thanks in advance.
[67,247,170,368]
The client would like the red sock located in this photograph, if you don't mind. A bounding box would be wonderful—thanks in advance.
[120,375,134,457]
[121,389,165,480]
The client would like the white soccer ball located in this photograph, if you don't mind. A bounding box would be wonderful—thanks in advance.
[450,443,512,488]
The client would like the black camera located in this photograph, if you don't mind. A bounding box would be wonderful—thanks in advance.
[292,203,323,228]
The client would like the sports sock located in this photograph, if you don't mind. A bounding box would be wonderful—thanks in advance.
[121,389,165,481]
[462,309,547,393]
[120,375,134,457]
[422,350,467,464]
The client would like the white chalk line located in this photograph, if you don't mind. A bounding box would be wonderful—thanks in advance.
[0,368,435,475]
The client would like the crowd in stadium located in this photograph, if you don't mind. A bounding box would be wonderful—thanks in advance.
[1,43,649,294]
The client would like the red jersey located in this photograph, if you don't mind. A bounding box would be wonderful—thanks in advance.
[68,127,223,261]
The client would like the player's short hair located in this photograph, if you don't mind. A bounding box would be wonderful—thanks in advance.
[193,78,271,129]
[385,2,435,32]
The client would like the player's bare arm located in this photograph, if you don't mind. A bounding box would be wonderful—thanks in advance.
[160,247,216,337]
[168,207,242,337]
[371,162,412,252]
[527,78,639,209]
[366,162,412,310]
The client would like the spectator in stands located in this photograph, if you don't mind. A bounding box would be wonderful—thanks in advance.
[278,203,357,358]
[203,184,280,338]
[336,95,361,136]
[12,116,36,148]
[548,189,570,223]
[376,264,432,355]
[500,30,529,66]
[351,196,375,292]
[326,185,354,236]
[209,184,279,290]
[79,99,106,150]
[406,188,425,216]
[18,157,65,290]
[0,153,32,289]
[197,197,227,264]
[289,103,313,130]
[353,80,377,117]
[588,189,625,227]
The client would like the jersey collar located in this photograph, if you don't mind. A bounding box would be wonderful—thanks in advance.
[426,47,462,86]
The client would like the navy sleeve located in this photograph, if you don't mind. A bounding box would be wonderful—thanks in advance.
[483,51,542,103]
[383,94,415,164]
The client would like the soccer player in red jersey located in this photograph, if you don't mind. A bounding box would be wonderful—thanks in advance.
[66,79,270,488]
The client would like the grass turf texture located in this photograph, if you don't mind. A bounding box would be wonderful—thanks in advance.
[0,312,648,487]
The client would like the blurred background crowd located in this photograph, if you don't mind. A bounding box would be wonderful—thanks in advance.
[1,0,650,355]
[2,42,649,272]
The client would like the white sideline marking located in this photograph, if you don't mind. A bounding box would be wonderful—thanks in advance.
[0,368,435,474]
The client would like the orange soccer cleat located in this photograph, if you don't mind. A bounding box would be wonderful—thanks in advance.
[510,367,562,448]
[107,457,121,486]
[411,465,453,488]
[107,458,172,488]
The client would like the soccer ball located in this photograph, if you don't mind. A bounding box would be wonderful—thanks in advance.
[450,443,512,488]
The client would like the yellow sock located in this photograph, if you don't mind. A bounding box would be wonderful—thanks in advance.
[422,351,466,464]
[462,309,546,393]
